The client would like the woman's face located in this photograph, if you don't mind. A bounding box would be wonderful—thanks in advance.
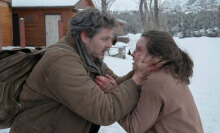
[131,37,153,68]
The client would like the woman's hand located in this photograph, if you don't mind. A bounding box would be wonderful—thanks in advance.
[94,74,118,93]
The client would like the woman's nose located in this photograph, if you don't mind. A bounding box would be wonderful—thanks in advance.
[131,51,136,57]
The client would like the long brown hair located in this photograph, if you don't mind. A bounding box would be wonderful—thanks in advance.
[142,31,194,84]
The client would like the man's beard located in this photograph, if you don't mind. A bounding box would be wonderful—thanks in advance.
[102,48,110,53]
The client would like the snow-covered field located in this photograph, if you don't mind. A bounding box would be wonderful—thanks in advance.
[1,35,220,133]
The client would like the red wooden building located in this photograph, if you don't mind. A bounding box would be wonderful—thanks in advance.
[12,0,95,46]
[114,19,126,36]
[0,0,12,47]
[1,0,126,47]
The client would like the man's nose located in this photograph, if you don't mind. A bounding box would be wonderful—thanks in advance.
[106,39,112,48]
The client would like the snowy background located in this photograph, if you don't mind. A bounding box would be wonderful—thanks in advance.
[1,34,220,133]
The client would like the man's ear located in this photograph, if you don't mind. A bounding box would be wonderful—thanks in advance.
[80,32,89,45]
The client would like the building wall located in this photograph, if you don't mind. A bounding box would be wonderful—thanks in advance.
[113,22,125,36]
[13,8,74,46]
[0,0,12,46]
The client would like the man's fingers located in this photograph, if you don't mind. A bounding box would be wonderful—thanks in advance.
[146,56,167,69]
[151,56,162,65]
[94,78,102,86]
[106,74,115,81]
[136,54,146,63]
[106,74,112,79]
[156,60,167,68]
[94,79,104,89]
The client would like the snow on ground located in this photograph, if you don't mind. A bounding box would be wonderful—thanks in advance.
[1,35,220,133]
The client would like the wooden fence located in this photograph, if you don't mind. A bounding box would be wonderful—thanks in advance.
[108,46,126,59]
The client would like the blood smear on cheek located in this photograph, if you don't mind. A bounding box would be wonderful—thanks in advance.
[137,46,142,51]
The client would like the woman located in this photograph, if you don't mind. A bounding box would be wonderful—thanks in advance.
[95,31,204,133]
[119,31,204,133]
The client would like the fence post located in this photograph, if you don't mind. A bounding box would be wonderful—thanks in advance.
[0,17,2,50]
[122,46,126,59]
[19,18,25,48]
[118,46,126,59]
[58,20,63,40]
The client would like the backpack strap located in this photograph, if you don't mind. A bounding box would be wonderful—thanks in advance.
[47,44,76,53]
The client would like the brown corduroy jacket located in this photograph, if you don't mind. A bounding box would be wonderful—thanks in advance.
[119,69,204,133]
[10,32,140,133]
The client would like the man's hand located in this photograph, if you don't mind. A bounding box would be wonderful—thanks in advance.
[132,55,166,84]
[94,74,118,93]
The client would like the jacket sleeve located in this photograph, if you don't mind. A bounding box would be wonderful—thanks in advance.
[118,80,163,133]
[104,63,134,85]
[46,53,140,126]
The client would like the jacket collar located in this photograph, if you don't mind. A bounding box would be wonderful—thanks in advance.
[64,31,105,76]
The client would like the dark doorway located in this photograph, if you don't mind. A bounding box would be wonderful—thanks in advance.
[12,14,20,46]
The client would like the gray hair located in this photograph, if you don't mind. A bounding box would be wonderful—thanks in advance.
[69,7,116,38]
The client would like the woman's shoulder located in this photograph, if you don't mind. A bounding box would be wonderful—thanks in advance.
[142,70,181,92]
[145,70,171,84]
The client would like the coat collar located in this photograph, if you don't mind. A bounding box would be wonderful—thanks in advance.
[64,31,105,76]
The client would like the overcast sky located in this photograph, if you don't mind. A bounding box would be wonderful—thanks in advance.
[109,0,140,11]
[108,0,167,11]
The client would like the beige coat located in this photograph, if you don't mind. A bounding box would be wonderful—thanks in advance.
[119,69,204,133]
[10,32,140,133]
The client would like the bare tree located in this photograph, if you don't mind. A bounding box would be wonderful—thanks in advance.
[93,0,116,12]
[139,0,147,28]
[218,5,220,37]
[139,0,167,31]
[154,0,159,27]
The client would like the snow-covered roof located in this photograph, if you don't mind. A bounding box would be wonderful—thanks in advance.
[116,19,127,24]
[12,0,79,7]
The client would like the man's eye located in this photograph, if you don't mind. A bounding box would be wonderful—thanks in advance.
[102,38,108,41]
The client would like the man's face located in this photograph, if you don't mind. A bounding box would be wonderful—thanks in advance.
[84,28,113,60]
[131,37,152,68]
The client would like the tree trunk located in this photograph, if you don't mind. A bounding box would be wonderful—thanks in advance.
[139,0,163,31]
[101,0,107,12]
[154,0,159,28]
[143,0,149,30]
[139,0,147,29]
[100,0,116,12]
[218,6,220,36]
[149,0,154,23]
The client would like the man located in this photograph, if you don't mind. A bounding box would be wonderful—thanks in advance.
[10,7,155,133]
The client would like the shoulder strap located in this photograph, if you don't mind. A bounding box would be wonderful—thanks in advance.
[47,44,75,53]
